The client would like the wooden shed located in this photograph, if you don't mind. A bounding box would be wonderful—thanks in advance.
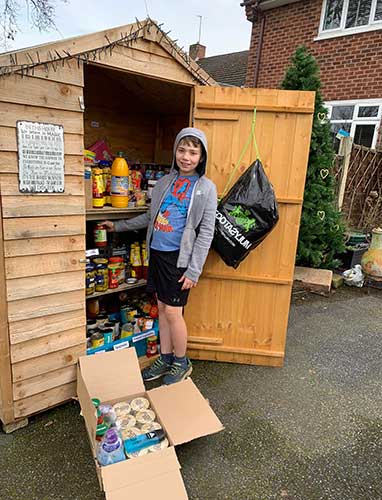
[0,18,314,428]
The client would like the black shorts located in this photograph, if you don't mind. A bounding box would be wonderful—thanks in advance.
[146,249,190,307]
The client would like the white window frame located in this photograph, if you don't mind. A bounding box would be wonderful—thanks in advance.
[325,98,382,149]
[316,0,382,40]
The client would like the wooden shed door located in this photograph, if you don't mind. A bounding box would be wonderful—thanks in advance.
[0,68,86,421]
[186,86,314,366]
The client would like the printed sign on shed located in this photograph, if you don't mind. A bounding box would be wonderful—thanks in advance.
[16,121,65,193]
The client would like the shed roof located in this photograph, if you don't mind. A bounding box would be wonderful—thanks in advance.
[0,18,216,86]
[197,50,249,87]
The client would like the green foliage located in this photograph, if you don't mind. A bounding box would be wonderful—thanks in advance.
[230,205,257,232]
[281,46,346,269]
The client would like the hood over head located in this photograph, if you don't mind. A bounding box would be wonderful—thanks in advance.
[172,127,208,176]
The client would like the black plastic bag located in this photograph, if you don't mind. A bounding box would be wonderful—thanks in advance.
[212,159,279,269]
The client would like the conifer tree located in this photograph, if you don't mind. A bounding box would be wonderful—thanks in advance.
[281,46,345,268]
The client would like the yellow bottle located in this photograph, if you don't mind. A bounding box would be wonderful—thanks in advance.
[111,152,129,208]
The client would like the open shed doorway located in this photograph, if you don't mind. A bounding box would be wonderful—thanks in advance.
[83,64,192,164]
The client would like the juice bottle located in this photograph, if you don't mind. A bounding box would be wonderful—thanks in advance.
[111,152,129,208]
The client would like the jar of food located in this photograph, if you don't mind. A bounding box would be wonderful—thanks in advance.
[87,298,99,318]
[107,320,120,340]
[86,260,95,296]
[108,263,120,289]
[109,256,124,284]
[87,319,97,334]
[94,258,109,292]
[94,223,107,247]
[146,335,158,357]
[91,330,104,348]
[92,166,105,208]
[101,327,113,345]
[96,313,108,328]
[120,322,134,338]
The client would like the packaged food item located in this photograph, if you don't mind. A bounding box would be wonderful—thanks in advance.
[86,260,95,296]
[131,243,142,280]
[87,298,99,318]
[86,319,97,334]
[91,330,104,348]
[94,258,108,292]
[96,429,126,466]
[92,166,105,208]
[111,152,129,208]
[98,404,117,426]
[96,313,108,328]
[120,322,134,339]
[115,414,137,431]
[96,423,109,442]
[135,190,146,207]
[148,438,169,453]
[141,242,149,280]
[120,427,141,441]
[135,409,156,426]
[140,421,162,433]
[101,327,113,344]
[94,223,107,247]
[109,256,124,284]
[131,169,142,192]
[146,335,158,357]
[100,160,112,206]
[125,447,149,459]
[113,401,131,416]
[130,397,150,414]
[108,262,120,289]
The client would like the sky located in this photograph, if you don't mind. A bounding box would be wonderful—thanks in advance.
[3,0,252,57]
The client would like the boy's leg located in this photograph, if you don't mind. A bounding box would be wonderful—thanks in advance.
[157,299,174,359]
[141,300,174,382]
[162,304,192,384]
[163,304,187,357]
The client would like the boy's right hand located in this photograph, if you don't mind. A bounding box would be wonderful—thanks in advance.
[103,220,115,232]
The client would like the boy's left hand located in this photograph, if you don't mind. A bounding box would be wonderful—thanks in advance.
[179,275,197,290]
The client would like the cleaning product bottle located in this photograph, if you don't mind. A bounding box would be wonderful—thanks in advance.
[111,152,129,208]
[96,428,126,466]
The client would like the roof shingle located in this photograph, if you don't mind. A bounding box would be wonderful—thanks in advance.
[197,50,249,87]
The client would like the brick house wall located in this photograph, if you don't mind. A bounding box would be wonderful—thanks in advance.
[244,0,382,148]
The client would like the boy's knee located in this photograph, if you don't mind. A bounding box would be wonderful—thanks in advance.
[163,305,182,321]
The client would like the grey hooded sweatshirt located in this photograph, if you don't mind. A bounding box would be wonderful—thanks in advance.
[114,127,217,282]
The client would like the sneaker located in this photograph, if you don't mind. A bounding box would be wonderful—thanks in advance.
[163,359,193,385]
[142,357,172,381]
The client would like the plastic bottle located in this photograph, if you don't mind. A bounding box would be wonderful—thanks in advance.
[111,152,129,208]
[141,242,149,280]
[131,242,142,279]
[96,428,126,466]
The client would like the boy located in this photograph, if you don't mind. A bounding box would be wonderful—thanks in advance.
[104,127,217,385]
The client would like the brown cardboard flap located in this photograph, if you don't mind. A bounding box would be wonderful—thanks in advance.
[78,348,144,401]
[148,378,224,446]
[101,446,185,495]
[77,365,97,446]
[105,469,188,500]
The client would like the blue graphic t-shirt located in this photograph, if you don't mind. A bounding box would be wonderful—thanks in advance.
[151,175,199,251]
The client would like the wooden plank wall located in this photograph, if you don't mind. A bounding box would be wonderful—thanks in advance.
[187,87,315,366]
[0,62,86,422]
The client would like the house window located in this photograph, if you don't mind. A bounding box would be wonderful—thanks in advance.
[318,0,382,39]
[326,100,382,150]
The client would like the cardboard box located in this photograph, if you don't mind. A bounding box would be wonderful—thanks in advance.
[77,348,224,499]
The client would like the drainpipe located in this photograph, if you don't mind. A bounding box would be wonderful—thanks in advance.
[253,12,266,88]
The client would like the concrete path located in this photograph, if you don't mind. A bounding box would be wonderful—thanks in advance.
[1,287,381,500]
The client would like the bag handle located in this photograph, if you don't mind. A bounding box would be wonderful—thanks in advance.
[220,108,260,199]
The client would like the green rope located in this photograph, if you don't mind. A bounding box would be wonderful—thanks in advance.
[220,108,260,200]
